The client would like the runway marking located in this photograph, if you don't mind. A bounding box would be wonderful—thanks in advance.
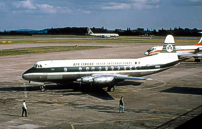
[72,115,197,126]
[71,124,74,129]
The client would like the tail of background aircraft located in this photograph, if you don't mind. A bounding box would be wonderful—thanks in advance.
[87,28,94,35]
[154,35,178,63]
[160,35,177,53]
[194,37,202,46]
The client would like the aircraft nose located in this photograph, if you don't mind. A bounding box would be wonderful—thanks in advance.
[22,73,26,80]
[144,52,149,55]
[22,73,29,80]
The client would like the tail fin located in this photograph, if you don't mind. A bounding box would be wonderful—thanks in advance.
[160,35,177,53]
[194,37,202,46]
[87,28,94,35]
[155,35,178,63]
[144,35,178,65]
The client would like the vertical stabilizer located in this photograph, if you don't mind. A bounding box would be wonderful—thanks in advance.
[87,28,94,35]
[153,35,178,64]
[194,37,202,46]
[160,35,176,53]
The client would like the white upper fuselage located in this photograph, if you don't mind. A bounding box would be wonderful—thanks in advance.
[89,33,119,37]
[34,53,177,69]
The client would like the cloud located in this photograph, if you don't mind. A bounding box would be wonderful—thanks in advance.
[172,0,202,7]
[14,0,36,9]
[190,0,201,2]
[12,0,90,14]
[102,2,131,10]
[36,4,57,14]
[133,3,159,10]
[56,7,73,13]
[132,0,160,10]
[0,3,5,7]
[76,9,91,14]
[101,0,160,10]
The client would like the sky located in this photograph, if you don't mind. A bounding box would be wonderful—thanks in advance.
[0,0,202,31]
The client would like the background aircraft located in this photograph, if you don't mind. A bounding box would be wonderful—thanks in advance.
[144,37,202,62]
[87,28,119,38]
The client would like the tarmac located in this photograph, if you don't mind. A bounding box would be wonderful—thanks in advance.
[0,42,202,129]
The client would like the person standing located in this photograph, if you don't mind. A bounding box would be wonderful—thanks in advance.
[119,96,124,113]
[22,100,28,117]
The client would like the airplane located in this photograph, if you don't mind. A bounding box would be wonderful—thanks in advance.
[144,37,202,62]
[22,35,200,92]
[87,28,119,38]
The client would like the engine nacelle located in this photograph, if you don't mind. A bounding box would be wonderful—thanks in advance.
[77,76,114,84]
[94,76,114,84]
[77,76,94,83]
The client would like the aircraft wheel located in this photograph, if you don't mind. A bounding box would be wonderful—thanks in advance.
[107,86,115,92]
[40,85,45,92]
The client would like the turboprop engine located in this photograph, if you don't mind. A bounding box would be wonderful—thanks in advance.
[77,76,114,84]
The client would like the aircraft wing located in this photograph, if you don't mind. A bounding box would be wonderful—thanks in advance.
[114,76,152,80]
[91,74,152,81]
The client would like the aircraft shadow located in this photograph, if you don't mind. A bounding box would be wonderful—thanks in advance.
[0,80,143,100]
[116,81,143,87]
[161,87,202,95]
[1,114,21,117]
[0,86,40,91]
[60,83,115,100]
[0,83,114,100]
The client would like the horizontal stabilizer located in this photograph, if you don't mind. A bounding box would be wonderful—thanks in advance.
[115,76,152,80]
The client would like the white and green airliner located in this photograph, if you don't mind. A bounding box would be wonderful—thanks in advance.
[22,35,192,92]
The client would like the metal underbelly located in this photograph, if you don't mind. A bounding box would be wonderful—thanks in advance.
[25,69,160,82]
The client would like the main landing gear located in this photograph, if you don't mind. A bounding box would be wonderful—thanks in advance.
[107,85,116,92]
[40,85,45,92]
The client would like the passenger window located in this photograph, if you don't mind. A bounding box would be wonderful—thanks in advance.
[98,66,102,70]
[91,67,95,71]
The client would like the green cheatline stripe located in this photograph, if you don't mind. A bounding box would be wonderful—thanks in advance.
[0,46,107,57]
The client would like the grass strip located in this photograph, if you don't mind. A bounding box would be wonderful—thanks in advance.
[0,36,200,44]
[0,46,107,57]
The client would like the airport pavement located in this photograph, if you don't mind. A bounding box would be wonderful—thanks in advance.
[0,43,202,129]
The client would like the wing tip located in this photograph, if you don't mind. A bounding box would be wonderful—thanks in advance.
[146,78,153,80]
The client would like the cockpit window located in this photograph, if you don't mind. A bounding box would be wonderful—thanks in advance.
[149,47,153,51]
[33,64,42,68]
[33,64,37,68]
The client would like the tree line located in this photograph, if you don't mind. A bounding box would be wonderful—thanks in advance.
[1,27,201,36]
